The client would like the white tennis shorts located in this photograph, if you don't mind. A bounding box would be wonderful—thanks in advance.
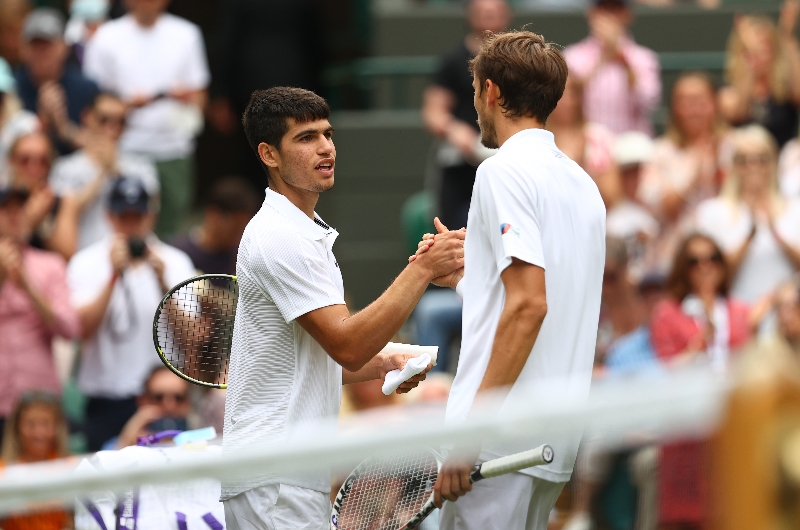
[439,473,566,530]
[223,483,330,530]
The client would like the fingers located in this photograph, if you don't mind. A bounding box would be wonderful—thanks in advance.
[435,466,472,505]
[434,217,449,234]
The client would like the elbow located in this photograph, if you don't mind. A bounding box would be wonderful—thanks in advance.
[509,296,548,326]
[325,343,368,373]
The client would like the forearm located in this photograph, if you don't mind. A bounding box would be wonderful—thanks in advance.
[77,277,116,339]
[21,279,57,328]
[46,197,80,260]
[342,355,383,385]
[475,300,546,396]
[776,235,800,268]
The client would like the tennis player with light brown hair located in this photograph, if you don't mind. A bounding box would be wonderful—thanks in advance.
[414,31,606,529]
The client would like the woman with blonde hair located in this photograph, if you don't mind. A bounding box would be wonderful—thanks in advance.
[695,125,800,306]
[719,3,800,147]
[0,391,72,530]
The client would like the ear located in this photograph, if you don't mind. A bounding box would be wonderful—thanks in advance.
[258,142,280,169]
[485,79,501,108]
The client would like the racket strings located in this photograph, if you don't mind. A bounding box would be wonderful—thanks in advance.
[156,278,237,385]
[336,452,438,530]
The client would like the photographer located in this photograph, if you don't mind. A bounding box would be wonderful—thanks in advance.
[67,176,195,451]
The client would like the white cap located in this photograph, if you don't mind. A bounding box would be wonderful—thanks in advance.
[613,131,655,167]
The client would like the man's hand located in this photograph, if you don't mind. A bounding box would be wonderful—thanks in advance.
[433,444,481,508]
[110,236,132,276]
[590,11,624,57]
[379,353,432,394]
[0,238,23,286]
[24,186,56,230]
[410,223,465,281]
[446,121,480,161]
[38,81,69,126]
[116,405,163,449]
[146,248,169,294]
[409,218,465,289]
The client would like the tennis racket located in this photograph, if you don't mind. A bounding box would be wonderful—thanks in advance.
[331,444,554,530]
[153,274,441,390]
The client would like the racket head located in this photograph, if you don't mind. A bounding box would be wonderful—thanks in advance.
[152,274,238,389]
[331,450,441,530]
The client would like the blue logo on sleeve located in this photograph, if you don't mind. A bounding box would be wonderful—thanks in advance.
[501,223,512,235]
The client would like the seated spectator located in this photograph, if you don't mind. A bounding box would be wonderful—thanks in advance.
[49,91,159,252]
[563,0,661,136]
[14,8,99,154]
[110,366,192,449]
[0,57,39,180]
[696,125,800,307]
[6,132,79,258]
[83,0,210,238]
[719,3,800,147]
[0,391,71,530]
[742,278,800,374]
[651,233,750,530]
[606,132,659,281]
[67,177,195,451]
[0,186,80,444]
[640,71,730,273]
[170,176,259,275]
[547,74,617,205]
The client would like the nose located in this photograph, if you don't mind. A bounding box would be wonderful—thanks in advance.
[319,136,334,155]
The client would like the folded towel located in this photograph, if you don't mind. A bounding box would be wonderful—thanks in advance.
[382,353,432,395]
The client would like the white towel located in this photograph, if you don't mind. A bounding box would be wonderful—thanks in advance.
[382,354,432,395]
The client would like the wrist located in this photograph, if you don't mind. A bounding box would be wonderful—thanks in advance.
[407,258,435,284]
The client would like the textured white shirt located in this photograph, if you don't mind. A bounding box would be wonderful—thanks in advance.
[83,14,210,159]
[221,189,345,499]
[49,151,160,250]
[68,235,196,398]
[448,129,606,482]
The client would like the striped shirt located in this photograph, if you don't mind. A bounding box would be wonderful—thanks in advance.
[221,188,345,500]
[563,35,661,136]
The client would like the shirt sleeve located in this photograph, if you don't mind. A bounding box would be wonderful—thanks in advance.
[183,26,211,90]
[254,231,345,323]
[624,46,661,114]
[44,256,81,339]
[82,33,115,91]
[67,250,111,307]
[477,162,546,274]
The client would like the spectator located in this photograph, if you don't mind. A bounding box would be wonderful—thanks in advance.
[650,233,750,530]
[6,132,79,259]
[422,0,509,231]
[0,186,79,446]
[64,0,110,66]
[83,0,210,239]
[0,391,71,530]
[547,74,617,205]
[719,2,800,148]
[0,0,31,67]
[110,366,192,449]
[14,8,99,154]
[563,0,661,136]
[742,278,800,374]
[170,176,258,275]
[0,56,39,179]
[606,132,659,281]
[640,71,730,273]
[695,125,800,307]
[49,91,159,252]
[67,177,195,451]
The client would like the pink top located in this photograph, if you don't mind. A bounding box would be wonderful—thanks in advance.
[0,247,80,416]
[564,36,661,136]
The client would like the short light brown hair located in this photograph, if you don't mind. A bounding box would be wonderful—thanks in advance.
[667,233,730,302]
[469,31,568,123]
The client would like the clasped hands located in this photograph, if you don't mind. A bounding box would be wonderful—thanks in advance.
[409,217,465,289]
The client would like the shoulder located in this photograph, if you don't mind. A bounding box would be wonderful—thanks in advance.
[563,37,593,58]
[696,197,731,218]
[25,247,67,271]
[118,155,159,191]
[160,13,203,38]
[727,299,750,317]
[625,39,659,62]
[68,239,108,270]
[88,17,128,45]
[51,151,85,172]
[652,298,683,322]
[156,241,194,265]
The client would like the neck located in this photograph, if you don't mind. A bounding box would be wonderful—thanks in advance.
[495,115,545,148]
[133,11,160,27]
[269,176,319,219]
[683,128,714,146]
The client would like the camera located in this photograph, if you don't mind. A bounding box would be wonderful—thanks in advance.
[128,237,147,259]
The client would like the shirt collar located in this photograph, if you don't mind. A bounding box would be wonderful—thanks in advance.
[499,128,556,152]
[263,188,336,242]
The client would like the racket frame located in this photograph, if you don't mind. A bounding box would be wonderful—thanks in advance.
[152,273,237,389]
[331,444,554,530]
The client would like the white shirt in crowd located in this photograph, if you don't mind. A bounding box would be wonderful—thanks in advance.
[695,197,800,304]
[606,199,659,281]
[450,129,606,483]
[49,151,160,250]
[68,235,196,398]
[777,139,800,198]
[221,189,345,500]
[83,13,210,160]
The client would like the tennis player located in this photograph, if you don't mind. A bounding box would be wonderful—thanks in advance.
[414,31,606,529]
[221,87,465,530]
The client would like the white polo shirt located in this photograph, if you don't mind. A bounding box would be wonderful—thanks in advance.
[448,128,606,483]
[221,189,345,500]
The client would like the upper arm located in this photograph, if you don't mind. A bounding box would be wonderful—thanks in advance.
[500,258,546,314]
[294,304,351,358]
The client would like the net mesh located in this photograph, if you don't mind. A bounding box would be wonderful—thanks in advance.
[155,276,237,386]
[335,451,438,530]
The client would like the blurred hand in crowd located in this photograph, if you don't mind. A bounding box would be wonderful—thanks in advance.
[109,234,132,276]
[0,237,23,286]
[588,1,632,58]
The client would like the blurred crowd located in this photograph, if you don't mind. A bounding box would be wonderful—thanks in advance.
[0,0,800,529]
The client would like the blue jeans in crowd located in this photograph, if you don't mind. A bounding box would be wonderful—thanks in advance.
[412,289,463,373]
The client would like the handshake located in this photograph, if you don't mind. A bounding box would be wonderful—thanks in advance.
[408,217,466,290]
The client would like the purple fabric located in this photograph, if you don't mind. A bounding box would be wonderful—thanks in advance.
[176,511,188,530]
[202,512,224,530]
[81,499,109,530]
[136,430,183,447]
[116,488,139,529]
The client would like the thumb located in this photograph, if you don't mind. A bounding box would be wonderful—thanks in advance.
[433,217,449,234]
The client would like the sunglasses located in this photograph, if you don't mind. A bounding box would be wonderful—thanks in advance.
[147,392,188,404]
[13,154,51,167]
[733,153,771,167]
[97,113,126,127]
[687,253,723,268]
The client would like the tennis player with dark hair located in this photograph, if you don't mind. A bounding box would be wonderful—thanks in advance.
[221,87,465,529]
[413,31,606,529]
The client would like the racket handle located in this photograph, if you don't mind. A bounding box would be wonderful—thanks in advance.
[471,445,554,481]
[380,342,439,366]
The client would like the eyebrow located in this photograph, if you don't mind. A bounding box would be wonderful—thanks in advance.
[292,126,334,140]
